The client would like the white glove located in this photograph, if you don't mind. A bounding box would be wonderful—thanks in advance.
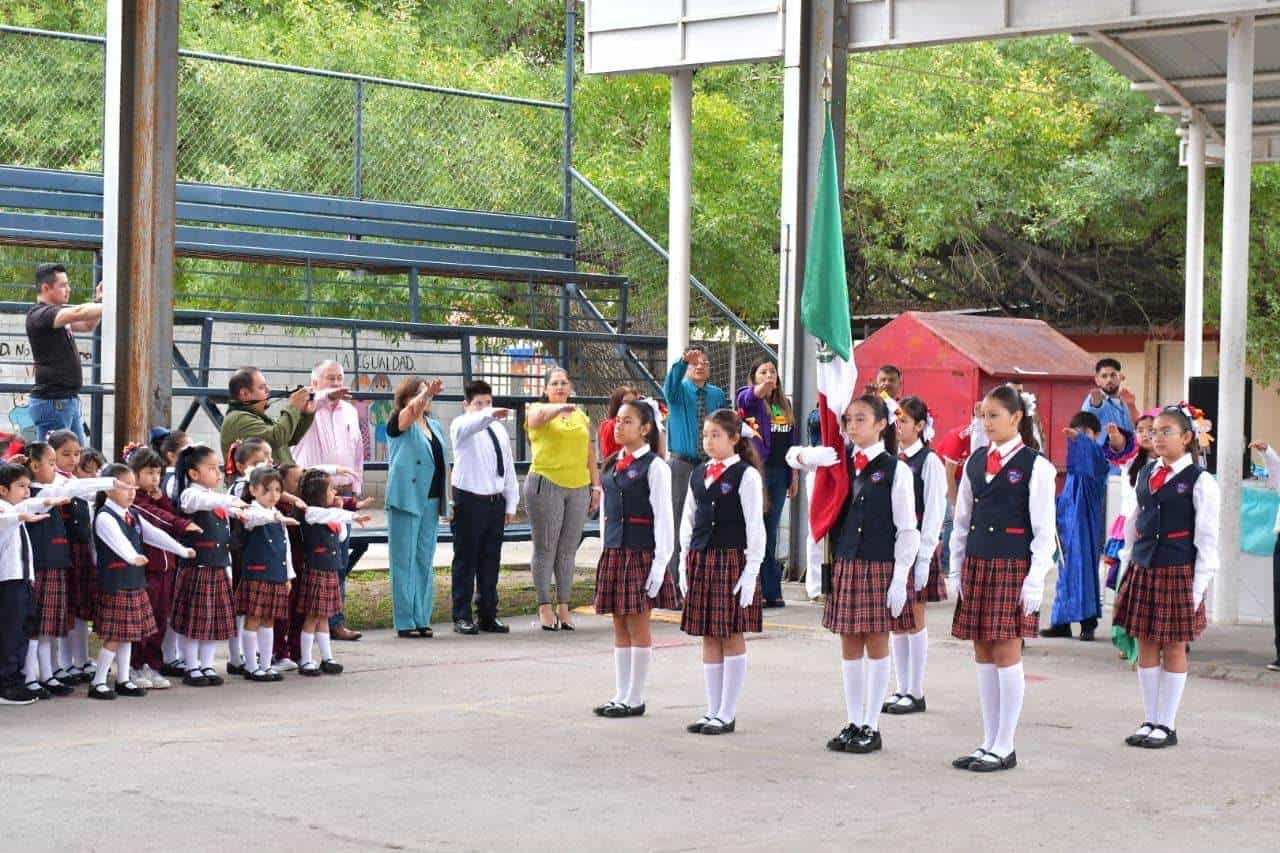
[1193,580,1208,610]
[912,555,930,592]
[644,562,666,599]
[886,576,908,618]
[678,558,689,598]
[950,573,963,601]
[732,570,758,608]
[1019,575,1043,614]
[785,445,838,471]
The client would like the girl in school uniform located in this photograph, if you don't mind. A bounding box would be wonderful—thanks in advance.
[949,385,1057,773]
[591,398,680,719]
[296,469,370,676]
[154,429,190,502]
[1100,410,1157,665]
[885,396,947,717]
[224,438,272,676]
[88,464,194,700]
[45,429,97,683]
[237,466,299,682]
[273,463,306,672]
[170,444,248,687]
[677,408,765,736]
[1113,406,1219,749]
[799,394,919,754]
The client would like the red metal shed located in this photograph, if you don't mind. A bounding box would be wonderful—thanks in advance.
[853,312,1098,469]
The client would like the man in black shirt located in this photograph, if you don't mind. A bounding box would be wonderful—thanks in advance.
[25,263,102,442]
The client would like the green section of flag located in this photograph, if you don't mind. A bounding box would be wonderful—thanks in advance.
[799,104,851,362]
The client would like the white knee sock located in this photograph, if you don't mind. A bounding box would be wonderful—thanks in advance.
[718,654,747,723]
[227,615,244,664]
[299,631,315,666]
[976,662,1000,751]
[241,629,259,673]
[93,647,116,686]
[908,629,929,698]
[991,663,1025,757]
[116,642,132,683]
[626,647,651,707]
[257,627,275,669]
[183,637,201,672]
[72,620,90,665]
[841,656,866,725]
[56,635,72,671]
[890,633,910,696]
[612,647,632,704]
[1156,669,1187,731]
[162,627,181,663]
[1137,666,1161,724]
[23,640,39,684]
[316,631,334,662]
[703,662,724,719]
[37,638,54,682]
[198,640,217,670]
[864,655,891,731]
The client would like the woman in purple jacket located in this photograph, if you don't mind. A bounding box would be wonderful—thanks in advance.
[735,356,798,608]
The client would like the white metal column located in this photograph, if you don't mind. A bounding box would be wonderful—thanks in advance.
[667,70,693,360]
[1215,15,1254,626]
[1183,118,1206,389]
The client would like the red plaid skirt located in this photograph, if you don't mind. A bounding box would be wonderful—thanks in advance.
[67,542,97,622]
[296,569,342,618]
[237,578,292,621]
[171,566,236,640]
[95,588,158,642]
[889,581,920,633]
[1112,562,1206,644]
[593,547,682,615]
[823,558,912,635]
[951,557,1039,641]
[33,568,73,637]
[923,547,948,602]
[680,548,762,637]
[170,566,192,622]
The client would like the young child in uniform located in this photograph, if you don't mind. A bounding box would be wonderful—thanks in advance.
[224,438,272,676]
[1114,406,1219,748]
[1103,411,1157,665]
[591,398,679,719]
[154,429,190,502]
[677,409,765,736]
[89,464,195,699]
[949,385,1057,772]
[46,430,97,683]
[170,444,248,686]
[273,463,305,672]
[237,466,299,681]
[885,396,947,716]
[0,463,62,706]
[296,469,370,676]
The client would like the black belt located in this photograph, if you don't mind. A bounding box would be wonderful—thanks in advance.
[455,488,504,504]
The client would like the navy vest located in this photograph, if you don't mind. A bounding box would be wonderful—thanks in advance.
[835,451,899,561]
[95,505,146,592]
[1131,461,1203,569]
[242,520,289,584]
[302,520,344,572]
[964,445,1037,560]
[902,445,933,525]
[181,504,233,568]
[28,484,71,571]
[689,460,749,552]
[61,495,92,545]
[602,451,657,551]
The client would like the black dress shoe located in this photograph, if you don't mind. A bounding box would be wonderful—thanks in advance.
[24,682,52,701]
[1079,629,1096,642]
[115,680,147,698]
[86,683,116,700]
[247,669,279,683]
[299,662,322,677]
[42,679,74,698]
[970,750,1017,772]
[416,627,434,638]
[1140,725,1178,748]
[686,716,712,733]
[453,619,479,635]
[1039,625,1073,639]
[826,723,860,752]
[763,598,786,609]
[888,694,926,715]
[201,668,225,686]
[701,717,736,735]
[847,726,882,754]
[952,749,986,769]
[594,701,620,717]
[1125,723,1155,746]
[182,671,210,687]
[397,630,418,638]
[478,619,510,634]
[881,692,905,713]
[161,660,188,678]
[227,660,247,676]
[320,659,344,675]
[602,702,645,718]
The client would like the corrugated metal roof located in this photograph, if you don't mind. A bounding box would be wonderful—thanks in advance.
[908,311,1097,378]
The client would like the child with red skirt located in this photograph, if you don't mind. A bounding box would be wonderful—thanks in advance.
[47,430,99,683]
[591,398,679,719]
[237,466,299,681]
[224,438,272,676]
[88,464,194,700]
[948,385,1057,772]
[677,409,765,736]
[1114,405,1218,749]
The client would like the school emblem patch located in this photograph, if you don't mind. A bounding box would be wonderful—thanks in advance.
[1175,482,1191,495]
[626,468,641,479]
[1006,469,1025,485]
[870,471,886,483]
[720,482,734,495]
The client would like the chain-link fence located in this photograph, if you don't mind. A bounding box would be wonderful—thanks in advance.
[0,27,567,218]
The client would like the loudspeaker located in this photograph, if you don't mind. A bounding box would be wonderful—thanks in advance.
[1187,376,1252,476]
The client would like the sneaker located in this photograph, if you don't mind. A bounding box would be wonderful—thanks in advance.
[0,685,37,706]
[274,658,298,673]
[130,669,154,690]
[141,666,170,690]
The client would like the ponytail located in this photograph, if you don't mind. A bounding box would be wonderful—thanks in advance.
[174,443,216,504]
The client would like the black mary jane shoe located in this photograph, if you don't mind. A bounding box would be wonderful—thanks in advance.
[182,671,210,687]
[826,723,860,752]
[1140,725,1178,749]
[881,693,905,714]
[417,626,435,638]
[200,668,225,687]
[594,701,621,717]
[686,715,712,734]
[86,683,116,701]
[602,702,645,718]
[299,662,322,677]
[847,726,882,754]
[226,660,248,677]
[969,750,1017,772]
[42,679,75,698]
[952,749,986,770]
[1125,723,1155,747]
[160,660,188,678]
[115,680,147,698]
[320,659,344,675]
[887,694,926,715]
[701,717,736,735]
[397,630,419,639]
[247,669,279,683]
[25,682,52,701]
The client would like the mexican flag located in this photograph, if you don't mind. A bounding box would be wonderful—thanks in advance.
[800,103,857,542]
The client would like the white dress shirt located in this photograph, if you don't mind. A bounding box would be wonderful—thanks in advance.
[242,500,296,580]
[600,444,674,578]
[292,395,365,493]
[901,441,947,584]
[678,454,767,579]
[850,442,921,584]
[1262,447,1280,533]
[1122,453,1221,601]
[0,498,48,582]
[948,436,1058,592]
[179,483,246,515]
[94,499,191,564]
[450,408,519,514]
[304,506,359,543]
[37,474,116,501]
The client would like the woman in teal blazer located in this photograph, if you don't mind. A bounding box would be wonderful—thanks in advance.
[385,377,450,637]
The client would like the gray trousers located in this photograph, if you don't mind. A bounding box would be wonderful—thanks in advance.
[668,456,696,579]
[523,473,591,605]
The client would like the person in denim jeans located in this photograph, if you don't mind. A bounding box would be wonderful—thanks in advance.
[25,264,102,443]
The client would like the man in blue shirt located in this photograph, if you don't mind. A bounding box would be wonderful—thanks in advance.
[1081,357,1139,473]
[663,346,728,576]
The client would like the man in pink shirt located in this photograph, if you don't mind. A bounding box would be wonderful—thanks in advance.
[292,359,366,641]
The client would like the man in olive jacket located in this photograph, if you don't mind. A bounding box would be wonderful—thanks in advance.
[219,367,317,465]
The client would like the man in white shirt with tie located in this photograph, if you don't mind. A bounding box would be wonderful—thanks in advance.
[449,380,519,635]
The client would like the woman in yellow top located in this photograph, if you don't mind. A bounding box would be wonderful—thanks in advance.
[524,367,601,630]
